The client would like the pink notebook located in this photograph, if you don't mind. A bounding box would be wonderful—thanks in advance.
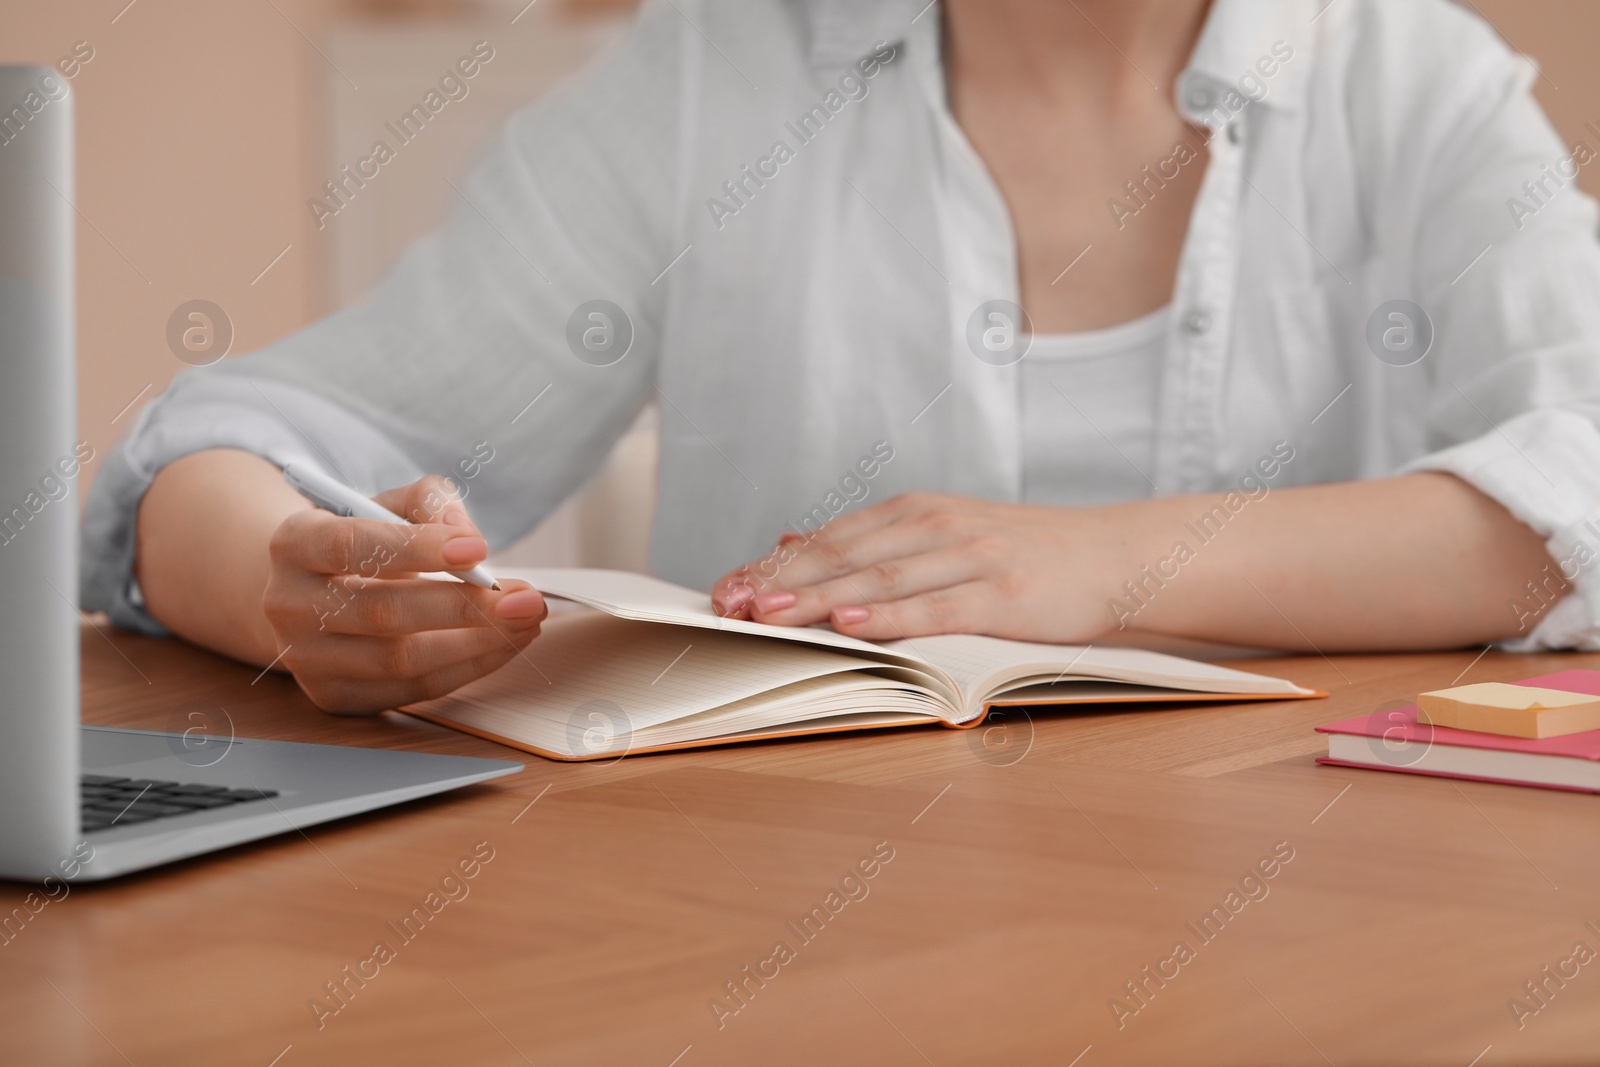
[1315,670,1600,793]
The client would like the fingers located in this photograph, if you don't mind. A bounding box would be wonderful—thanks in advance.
[748,549,981,628]
[709,512,908,616]
[709,493,1019,637]
[292,632,539,714]
[288,620,538,683]
[822,581,993,640]
[264,573,545,714]
[711,492,971,613]
[795,491,931,546]
[766,520,955,595]
[309,577,546,636]
[711,568,757,619]
[375,474,475,530]
[712,495,973,617]
[269,507,489,579]
[263,473,547,715]
[494,583,547,624]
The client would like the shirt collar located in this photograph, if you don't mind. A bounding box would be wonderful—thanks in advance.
[1176,0,1312,121]
[802,0,930,69]
[801,0,1313,117]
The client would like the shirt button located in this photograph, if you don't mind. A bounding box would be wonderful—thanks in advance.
[1227,121,1242,144]
[1182,308,1212,335]
[1183,82,1213,112]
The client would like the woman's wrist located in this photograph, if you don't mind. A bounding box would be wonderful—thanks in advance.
[1065,496,1200,639]
[137,450,308,667]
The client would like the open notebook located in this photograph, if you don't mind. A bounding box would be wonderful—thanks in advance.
[406,569,1320,760]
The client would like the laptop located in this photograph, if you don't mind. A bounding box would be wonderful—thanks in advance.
[0,65,522,883]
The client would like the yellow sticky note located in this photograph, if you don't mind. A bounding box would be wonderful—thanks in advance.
[1416,682,1600,739]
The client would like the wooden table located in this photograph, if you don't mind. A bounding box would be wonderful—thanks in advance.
[4,624,1599,1066]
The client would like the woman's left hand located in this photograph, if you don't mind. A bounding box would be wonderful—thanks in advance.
[710,492,1136,643]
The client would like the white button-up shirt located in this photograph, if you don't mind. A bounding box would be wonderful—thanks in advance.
[83,0,1600,650]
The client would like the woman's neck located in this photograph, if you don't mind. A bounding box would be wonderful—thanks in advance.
[943,0,1212,110]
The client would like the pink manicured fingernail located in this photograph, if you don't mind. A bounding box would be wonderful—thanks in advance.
[753,591,797,613]
[441,536,488,565]
[496,589,544,620]
[833,606,870,625]
[443,511,472,528]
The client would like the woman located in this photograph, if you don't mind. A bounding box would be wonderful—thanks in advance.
[86,0,1600,714]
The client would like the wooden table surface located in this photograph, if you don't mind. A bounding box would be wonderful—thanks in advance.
[4,623,1600,1066]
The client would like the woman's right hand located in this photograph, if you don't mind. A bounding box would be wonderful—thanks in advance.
[261,475,547,714]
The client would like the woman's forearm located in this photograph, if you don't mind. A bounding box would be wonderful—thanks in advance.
[713,472,1562,651]
[135,449,310,667]
[1119,473,1558,651]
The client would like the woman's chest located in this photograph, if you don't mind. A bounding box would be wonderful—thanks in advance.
[950,91,1211,333]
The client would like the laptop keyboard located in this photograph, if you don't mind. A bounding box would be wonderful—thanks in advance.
[81,774,280,833]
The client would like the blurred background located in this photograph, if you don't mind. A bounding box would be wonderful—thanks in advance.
[1,0,1597,571]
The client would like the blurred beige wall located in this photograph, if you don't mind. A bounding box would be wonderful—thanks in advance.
[1476,0,1600,166]
[0,0,1594,500]
[0,0,634,501]
[3,0,345,495]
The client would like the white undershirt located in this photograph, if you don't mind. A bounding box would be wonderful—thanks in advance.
[1020,305,1169,506]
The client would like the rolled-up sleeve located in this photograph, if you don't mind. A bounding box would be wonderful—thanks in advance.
[82,0,684,633]
[1412,410,1600,650]
[1394,22,1600,650]
[82,376,432,634]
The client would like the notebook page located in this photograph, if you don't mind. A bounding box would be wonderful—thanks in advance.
[878,633,1313,717]
[502,569,1305,716]
[506,567,934,672]
[406,611,955,756]
[618,673,952,749]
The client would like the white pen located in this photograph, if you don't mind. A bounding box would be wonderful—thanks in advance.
[282,462,502,591]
